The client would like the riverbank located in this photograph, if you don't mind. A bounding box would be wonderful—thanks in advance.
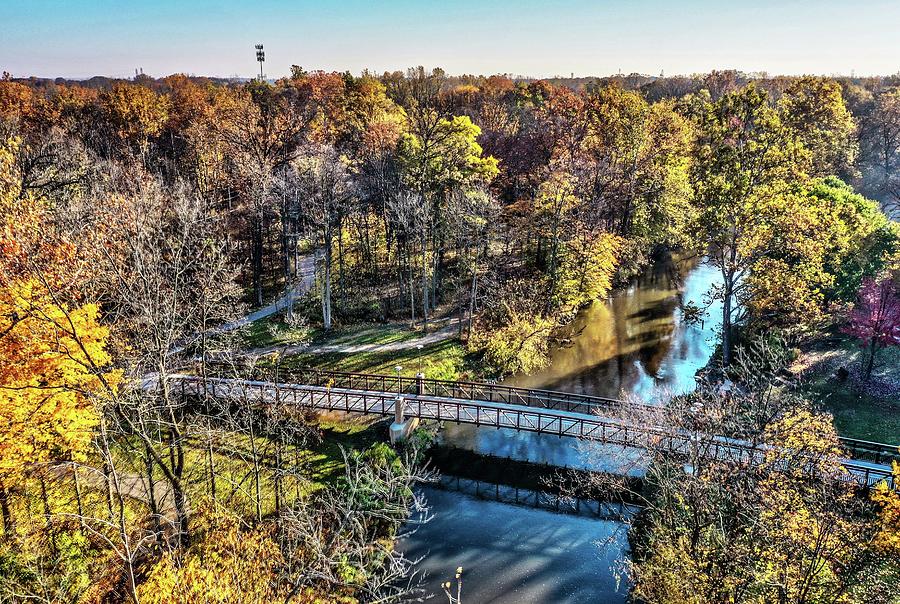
[212,256,718,602]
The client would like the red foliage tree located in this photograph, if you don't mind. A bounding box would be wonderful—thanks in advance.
[843,276,900,380]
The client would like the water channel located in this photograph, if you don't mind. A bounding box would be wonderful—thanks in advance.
[397,257,723,602]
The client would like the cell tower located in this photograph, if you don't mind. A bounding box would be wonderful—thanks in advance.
[255,44,265,81]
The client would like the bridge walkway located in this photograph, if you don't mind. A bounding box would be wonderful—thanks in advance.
[170,374,896,490]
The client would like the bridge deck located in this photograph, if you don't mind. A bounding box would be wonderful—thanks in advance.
[209,364,899,466]
[171,375,896,490]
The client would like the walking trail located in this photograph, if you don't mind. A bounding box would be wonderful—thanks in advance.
[243,320,460,359]
[221,250,320,333]
[206,247,461,359]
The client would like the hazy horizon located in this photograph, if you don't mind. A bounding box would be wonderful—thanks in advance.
[3,0,899,81]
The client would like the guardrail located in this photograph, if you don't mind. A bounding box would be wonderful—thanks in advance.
[839,437,900,465]
[171,375,895,490]
[201,362,900,466]
[205,362,648,414]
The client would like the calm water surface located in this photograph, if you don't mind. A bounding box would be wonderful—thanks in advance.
[505,258,722,401]
[441,258,723,465]
[404,259,723,602]
[398,487,629,603]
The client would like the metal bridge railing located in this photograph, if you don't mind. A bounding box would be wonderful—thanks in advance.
[205,362,643,414]
[201,362,900,466]
[838,437,900,465]
[172,375,896,491]
[436,475,637,520]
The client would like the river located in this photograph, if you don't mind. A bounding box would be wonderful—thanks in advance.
[398,257,723,602]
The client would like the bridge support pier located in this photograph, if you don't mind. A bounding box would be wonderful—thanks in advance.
[389,395,419,444]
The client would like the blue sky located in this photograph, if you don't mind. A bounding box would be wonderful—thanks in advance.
[2,0,898,79]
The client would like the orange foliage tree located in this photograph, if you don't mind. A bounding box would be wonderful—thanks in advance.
[0,136,119,535]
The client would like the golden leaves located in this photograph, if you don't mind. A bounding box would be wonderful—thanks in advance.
[138,503,288,604]
[0,279,119,478]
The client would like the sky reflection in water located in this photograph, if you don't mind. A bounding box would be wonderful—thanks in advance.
[411,259,723,602]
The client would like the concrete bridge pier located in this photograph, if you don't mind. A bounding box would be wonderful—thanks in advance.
[389,394,420,444]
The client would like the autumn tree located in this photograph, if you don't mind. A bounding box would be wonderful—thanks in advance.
[96,182,241,546]
[583,341,899,604]
[810,177,900,303]
[688,84,810,364]
[779,76,858,178]
[843,276,900,380]
[214,82,312,306]
[577,86,694,267]
[100,83,170,162]
[445,187,500,337]
[0,135,119,536]
[396,112,498,330]
[137,503,288,603]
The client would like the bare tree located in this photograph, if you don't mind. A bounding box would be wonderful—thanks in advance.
[279,445,435,603]
[96,181,242,547]
[292,144,356,329]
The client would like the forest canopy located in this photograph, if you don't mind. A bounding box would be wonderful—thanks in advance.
[0,66,898,602]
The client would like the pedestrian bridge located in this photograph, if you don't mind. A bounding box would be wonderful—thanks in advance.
[169,367,897,490]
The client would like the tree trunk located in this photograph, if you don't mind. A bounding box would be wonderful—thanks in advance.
[247,410,263,523]
[168,429,190,547]
[721,276,734,367]
[322,230,333,329]
[407,243,416,322]
[421,237,429,333]
[863,338,878,381]
[274,440,283,516]
[337,228,346,306]
[252,216,264,307]
[468,261,479,342]
[144,442,162,538]
[39,472,57,553]
[0,482,14,537]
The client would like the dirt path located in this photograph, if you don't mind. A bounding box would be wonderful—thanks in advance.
[51,462,176,516]
[169,251,320,356]
[243,321,460,359]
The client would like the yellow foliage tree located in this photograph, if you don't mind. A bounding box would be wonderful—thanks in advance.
[871,460,900,556]
[100,83,170,157]
[0,135,119,535]
[138,503,289,604]
[475,310,556,375]
[556,231,623,309]
[0,283,114,473]
[753,410,885,603]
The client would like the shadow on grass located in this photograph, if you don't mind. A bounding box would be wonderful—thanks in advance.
[280,336,480,381]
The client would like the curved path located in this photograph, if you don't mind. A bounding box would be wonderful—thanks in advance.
[221,250,320,333]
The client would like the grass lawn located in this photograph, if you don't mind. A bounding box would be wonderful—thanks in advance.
[241,314,317,348]
[816,387,900,444]
[240,312,483,381]
[280,337,479,381]
[242,316,427,350]
[797,336,900,444]
[110,413,389,519]
[309,322,425,346]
